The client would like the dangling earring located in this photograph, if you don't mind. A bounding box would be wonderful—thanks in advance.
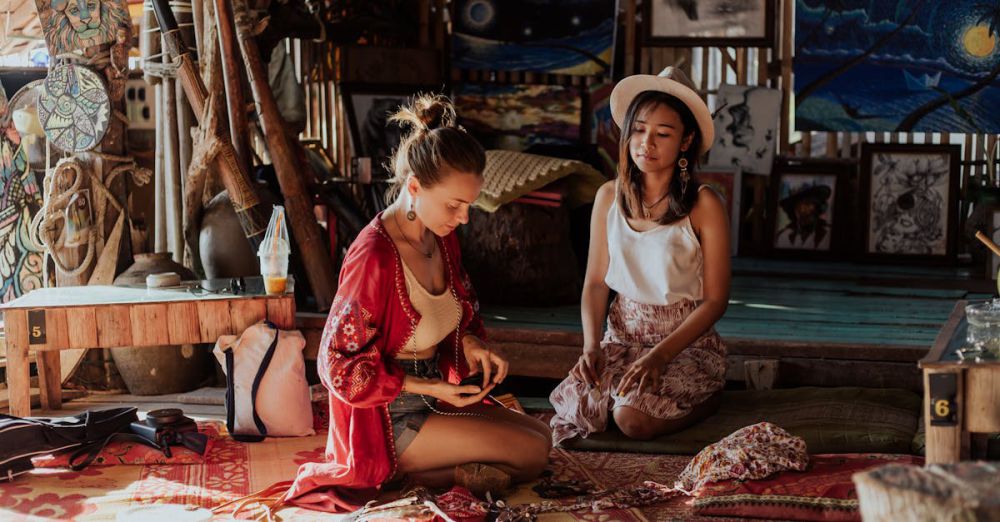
[678,155,690,196]
[406,199,417,221]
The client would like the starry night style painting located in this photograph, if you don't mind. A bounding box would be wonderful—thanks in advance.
[795,0,1000,133]
[451,0,615,75]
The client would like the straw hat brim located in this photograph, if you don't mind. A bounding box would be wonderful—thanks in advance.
[610,74,714,156]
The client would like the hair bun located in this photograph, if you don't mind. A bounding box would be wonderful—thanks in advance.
[414,96,454,130]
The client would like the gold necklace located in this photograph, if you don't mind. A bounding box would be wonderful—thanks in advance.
[392,208,434,258]
[641,191,670,219]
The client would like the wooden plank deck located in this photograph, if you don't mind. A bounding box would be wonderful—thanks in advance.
[479,258,993,390]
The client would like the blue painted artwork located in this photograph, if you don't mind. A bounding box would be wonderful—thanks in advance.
[452,0,615,75]
[795,0,1000,133]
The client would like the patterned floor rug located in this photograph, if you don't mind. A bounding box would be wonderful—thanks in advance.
[0,420,760,521]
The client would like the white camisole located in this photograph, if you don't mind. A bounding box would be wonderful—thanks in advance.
[400,260,462,352]
[604,189,706,306]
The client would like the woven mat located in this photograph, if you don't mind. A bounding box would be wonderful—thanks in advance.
[476,150,605,212]
[1,419,748,521]
[560,387,922,455]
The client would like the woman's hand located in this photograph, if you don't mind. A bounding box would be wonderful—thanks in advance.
[430,380,496,408]
[462,335,509,387]
[616,351,667,396]
[570,346,606,387]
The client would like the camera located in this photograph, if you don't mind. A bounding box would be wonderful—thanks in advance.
[130,408,208,458]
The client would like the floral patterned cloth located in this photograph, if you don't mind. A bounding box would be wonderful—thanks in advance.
[676,422,809,495]
[549,296,727,445]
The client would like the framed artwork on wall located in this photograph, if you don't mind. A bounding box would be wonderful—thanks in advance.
[644,0,776,47]
[342,85,432,178]
[709,84,782,176]
[698,166,742,255]
[768,158,852,259]
[860,143,960,263]
[453,83,582,152]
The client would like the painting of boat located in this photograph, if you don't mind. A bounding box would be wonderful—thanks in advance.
[903,70,942,91]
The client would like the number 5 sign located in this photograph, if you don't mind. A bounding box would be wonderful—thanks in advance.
[28,309,47,345]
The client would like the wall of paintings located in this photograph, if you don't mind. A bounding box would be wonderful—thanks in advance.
[290,0,1000,272]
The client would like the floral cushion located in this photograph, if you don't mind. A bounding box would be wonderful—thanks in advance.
[676,422,809,494]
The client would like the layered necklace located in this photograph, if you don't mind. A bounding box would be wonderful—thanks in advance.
[641,190,670,219]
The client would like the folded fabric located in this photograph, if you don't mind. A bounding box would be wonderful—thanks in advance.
[694,453,923,521]
[33,421,220,468]
[676,422,809,495]
[475,150,605,212]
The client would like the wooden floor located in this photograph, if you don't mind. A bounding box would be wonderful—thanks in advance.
[481,258,993,391]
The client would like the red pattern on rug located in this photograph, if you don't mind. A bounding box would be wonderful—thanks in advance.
[131,424,252,508]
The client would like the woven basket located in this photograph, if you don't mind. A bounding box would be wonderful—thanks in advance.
[853,462,1000,521]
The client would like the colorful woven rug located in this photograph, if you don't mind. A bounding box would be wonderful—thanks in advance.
[1,420,738,521]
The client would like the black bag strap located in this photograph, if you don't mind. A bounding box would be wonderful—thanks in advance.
[226,323,280,443]
[67,432,165,470]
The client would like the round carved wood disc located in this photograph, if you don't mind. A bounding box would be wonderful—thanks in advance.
[38,63,111,152]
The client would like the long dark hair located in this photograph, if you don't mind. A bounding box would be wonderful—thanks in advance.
[617,90,703,225]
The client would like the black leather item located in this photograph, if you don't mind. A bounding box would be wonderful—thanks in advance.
[0,408,139,480]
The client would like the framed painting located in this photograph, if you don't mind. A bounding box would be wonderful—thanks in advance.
[795,0,1000,133]
[341,85,431,178]
[709,84,782,176]
[860,143,960,263]
[768,158,851,259]
[453,83,582,151]
[451,0,615,76]
[698,166,742,255]
[644,0,776,47]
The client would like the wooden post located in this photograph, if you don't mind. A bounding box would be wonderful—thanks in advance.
[923,368,966,464]
[4,310,30,416]
[231,0,337,309]
[154,82,168,252]
[214,0,252,174]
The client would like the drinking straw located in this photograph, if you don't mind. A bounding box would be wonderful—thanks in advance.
[975,230,1000,258]
[272,210,283,254]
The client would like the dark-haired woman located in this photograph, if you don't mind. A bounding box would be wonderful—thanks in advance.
[286,95,551,512]
[550,67,732,444]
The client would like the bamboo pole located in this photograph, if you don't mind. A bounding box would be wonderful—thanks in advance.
[151,0,268,251]
[214,0,252,173]
[230,0,336,310]
[163,78,184,260]
[154,82,167,252]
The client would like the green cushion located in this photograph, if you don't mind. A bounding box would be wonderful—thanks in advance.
[560,387,921,455]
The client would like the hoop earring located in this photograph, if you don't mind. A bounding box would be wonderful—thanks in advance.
[678,156,690,196]
[406,200,417,221]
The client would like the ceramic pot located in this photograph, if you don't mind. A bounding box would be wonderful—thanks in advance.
[110,253,213,395]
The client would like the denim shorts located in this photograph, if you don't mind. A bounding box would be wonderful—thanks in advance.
[389,355,440,456]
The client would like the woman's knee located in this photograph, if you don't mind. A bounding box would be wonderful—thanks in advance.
[613,408,660,440]
[507,429,550,478]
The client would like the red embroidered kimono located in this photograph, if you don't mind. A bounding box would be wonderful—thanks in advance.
[284,215,486,512]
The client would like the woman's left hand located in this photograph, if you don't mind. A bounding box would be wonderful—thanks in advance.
[463,335,509,387]
[616,351,667,396]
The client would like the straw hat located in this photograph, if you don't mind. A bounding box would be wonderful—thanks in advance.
[610,66,714,155]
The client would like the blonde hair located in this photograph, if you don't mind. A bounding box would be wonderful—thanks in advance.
[386,94,486,201]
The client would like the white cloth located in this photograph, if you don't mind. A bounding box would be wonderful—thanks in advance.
[604,193,704,306]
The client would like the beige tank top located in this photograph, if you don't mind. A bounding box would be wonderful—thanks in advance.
[401,260,462,353]
[604,187,706,306]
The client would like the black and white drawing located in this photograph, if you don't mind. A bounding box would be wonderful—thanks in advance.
[647,0,774,46]
[709,84,781,175]
[865,149,955,257]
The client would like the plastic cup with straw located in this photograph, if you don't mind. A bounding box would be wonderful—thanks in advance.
[259,206,290,295]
